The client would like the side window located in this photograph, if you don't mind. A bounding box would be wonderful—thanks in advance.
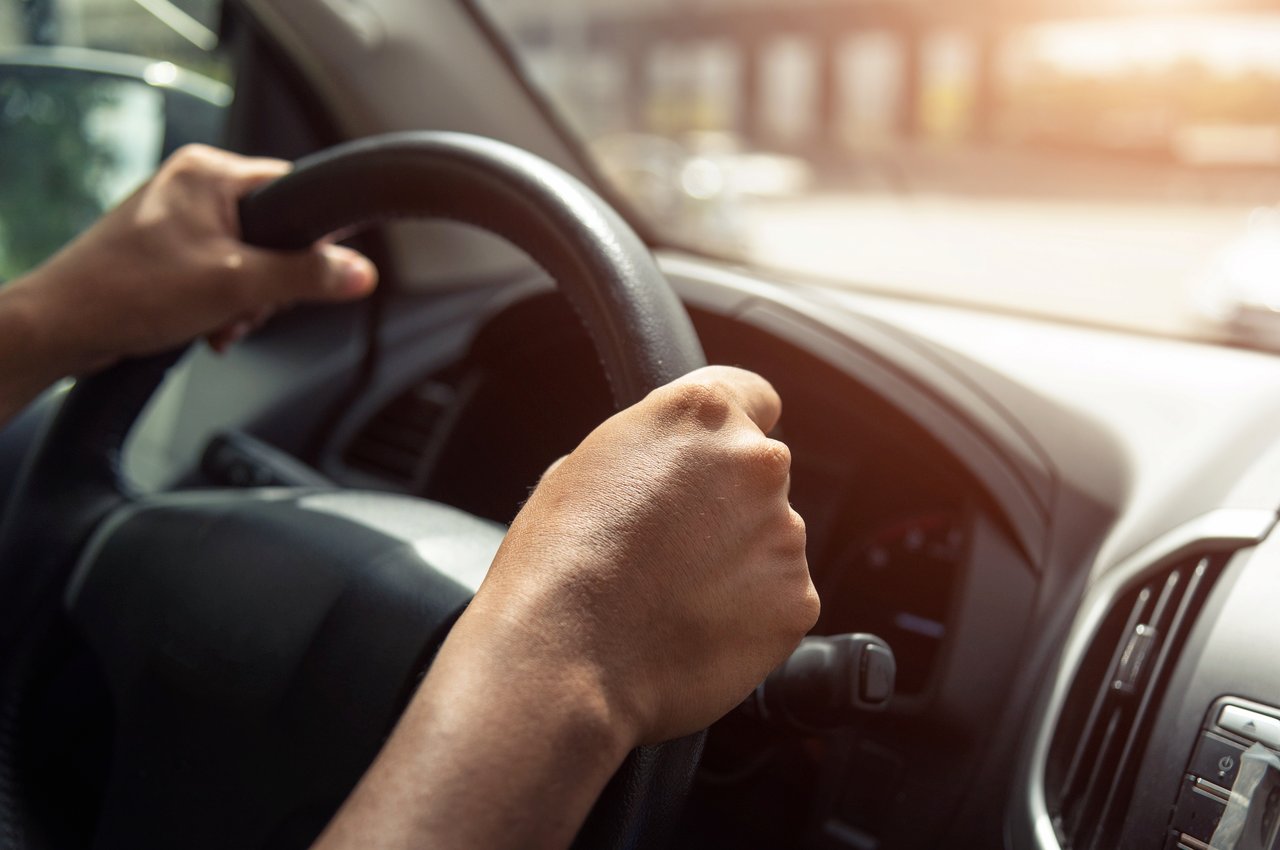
[0,0,230,280]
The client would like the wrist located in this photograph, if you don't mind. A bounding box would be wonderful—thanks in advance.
[318,603,635,850]
[4,265,113,380]
[0,275,87,424]
[433,602,638,764]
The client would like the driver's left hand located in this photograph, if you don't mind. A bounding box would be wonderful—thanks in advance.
[3,143,378,381]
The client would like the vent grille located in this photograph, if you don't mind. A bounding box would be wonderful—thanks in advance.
[343,381,455,487]
[1044,553,1227,850]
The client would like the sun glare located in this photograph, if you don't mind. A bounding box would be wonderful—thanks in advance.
[1024,14,1280,75]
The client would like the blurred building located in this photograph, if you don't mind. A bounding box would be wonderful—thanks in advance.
[487,0,1280,160]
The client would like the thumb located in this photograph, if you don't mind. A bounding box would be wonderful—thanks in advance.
[240,242,378,306]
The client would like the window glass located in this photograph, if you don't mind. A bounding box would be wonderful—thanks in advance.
[2,0,227,79]
[0,0,228,279]
[476,0,1280,348]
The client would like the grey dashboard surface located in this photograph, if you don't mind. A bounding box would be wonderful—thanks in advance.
[777,265,1280,581]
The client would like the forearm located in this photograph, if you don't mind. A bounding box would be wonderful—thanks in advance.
[312,601,633,850]
[0,269,91,427]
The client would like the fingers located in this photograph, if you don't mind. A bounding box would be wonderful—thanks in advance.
[308,244,380,301]
[236,242,378,307]
[668,366,782,434]
[212,148,377,307]
[163,143,291,195]
[210,244,377,352]
[151,145,291,236]
[175,145,377,311]
[225,156,292,196]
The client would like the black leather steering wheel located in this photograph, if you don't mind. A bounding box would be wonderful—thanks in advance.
[0,132,707,849]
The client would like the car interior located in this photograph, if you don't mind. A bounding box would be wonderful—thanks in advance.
[4,1,1280,849]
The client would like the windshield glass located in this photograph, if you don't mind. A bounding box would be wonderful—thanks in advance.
[476,0,1280,349]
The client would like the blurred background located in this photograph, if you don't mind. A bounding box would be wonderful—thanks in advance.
[0,0,223,75]
[8,0,1280,346]
[0,0,224,279]
[480,0,1280,346]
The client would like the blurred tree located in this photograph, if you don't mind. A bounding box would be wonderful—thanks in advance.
[0,71,120,280]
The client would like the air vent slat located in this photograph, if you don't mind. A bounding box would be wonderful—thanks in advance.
[345,441,422,483]
[1046,554,1226,849]
[1088,561,1210,850]
[343,381,456,486]
[1066,708,1123,841]
[1059,587,1151,804]
[360,419,438,453]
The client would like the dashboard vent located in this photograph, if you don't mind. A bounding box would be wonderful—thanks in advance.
[343,381,455,487]
[1044,553,1227,850]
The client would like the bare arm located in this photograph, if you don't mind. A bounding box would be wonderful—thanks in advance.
[314,366,820,849]
[0,144,377,426]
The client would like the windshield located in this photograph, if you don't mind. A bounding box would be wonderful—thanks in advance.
[476,1,1280,349]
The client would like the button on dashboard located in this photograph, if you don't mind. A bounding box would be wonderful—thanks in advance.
[1218,705,1280,749]
[1190,732,1247,790]
[1172,775,1227,843]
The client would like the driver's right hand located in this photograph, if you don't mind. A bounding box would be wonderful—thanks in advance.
[452,364,820,747]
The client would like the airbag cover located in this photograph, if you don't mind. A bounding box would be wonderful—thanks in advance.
[63,489,501,849]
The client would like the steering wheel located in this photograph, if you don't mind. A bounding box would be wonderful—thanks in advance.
[0,132,708,850]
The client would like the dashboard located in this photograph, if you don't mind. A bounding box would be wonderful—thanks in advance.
[113,248,1280,850]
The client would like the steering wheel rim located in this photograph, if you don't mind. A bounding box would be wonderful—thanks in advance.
[0,131,707,849]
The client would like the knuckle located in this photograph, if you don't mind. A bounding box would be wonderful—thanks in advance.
[762,515,817,639]
[772,574,819,642]
[783,520,817,630]
[164,143,217,176]
[745,438,791,481]
[658,381,733,428]
[784,507,807,545]
[797,580,821,631]
[768,508,808,562]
